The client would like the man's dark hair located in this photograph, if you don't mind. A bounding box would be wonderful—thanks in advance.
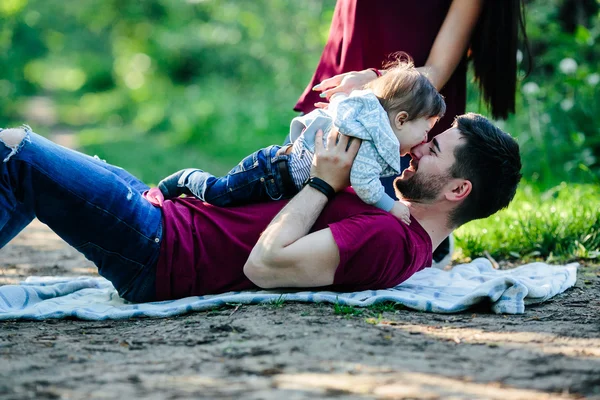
[449,113,522,227]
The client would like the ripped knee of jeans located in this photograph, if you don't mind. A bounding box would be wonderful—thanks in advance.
[0,125,31,162]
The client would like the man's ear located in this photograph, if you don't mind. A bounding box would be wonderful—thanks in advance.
[445,179,472,202]
[393,111,409,130]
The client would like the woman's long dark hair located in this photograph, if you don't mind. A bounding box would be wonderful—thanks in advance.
[470,0,531,119]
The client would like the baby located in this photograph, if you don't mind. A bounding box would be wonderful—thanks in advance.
[147,60,446,223]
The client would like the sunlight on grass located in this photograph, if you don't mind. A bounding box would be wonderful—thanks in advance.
[455,183,600,263]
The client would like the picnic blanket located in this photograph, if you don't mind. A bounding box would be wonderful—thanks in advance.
[0,258,577,320]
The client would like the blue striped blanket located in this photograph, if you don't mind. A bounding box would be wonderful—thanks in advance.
[0,258,577,320]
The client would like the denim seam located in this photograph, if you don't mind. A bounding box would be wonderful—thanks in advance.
[265,151,284,200]
[130,220,161,301]
[211,148,272,198]
[229,151,259,176]
[207,175,268,201]
[270,148,295,197]
[110,219,163,302]
[74,241,146,268]
[75,241,154,298]
[28,163,158,243]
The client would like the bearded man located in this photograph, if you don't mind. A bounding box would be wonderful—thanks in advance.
[0,113,521,302]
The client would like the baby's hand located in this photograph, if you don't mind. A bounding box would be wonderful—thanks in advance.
[390,201,411,225]
[144,187,164,207]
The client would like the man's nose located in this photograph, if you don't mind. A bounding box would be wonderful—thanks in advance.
[410,141,429,158]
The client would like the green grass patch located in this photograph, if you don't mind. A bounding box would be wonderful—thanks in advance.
[366,301,405,314]
[334,301,405,320]
[455,183,600,263]
[263,295,287,309]
[333,301,364,318]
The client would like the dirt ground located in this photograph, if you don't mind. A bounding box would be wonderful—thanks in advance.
[0,220,599,400]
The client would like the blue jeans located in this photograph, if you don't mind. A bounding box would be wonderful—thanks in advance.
[0,126,161,303]
[162,145,297,207]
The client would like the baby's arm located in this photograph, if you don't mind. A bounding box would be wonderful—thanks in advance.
[350,145,411,225]
[355,180,411,225]
[389,201,411,225]
[322,92,349,115]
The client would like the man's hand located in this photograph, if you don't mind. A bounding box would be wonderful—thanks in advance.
[312,69,379,102]
[243,129,359,290]
[390,201,411,225]
[311,128,361,192]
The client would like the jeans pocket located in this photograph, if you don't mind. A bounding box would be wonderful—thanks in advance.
[229,151,259,175]
[263,176,283,200]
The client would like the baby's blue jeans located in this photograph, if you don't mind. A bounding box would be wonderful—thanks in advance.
[160,145,298,206]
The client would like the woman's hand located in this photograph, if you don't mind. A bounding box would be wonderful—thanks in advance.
[144,187,164,207]
[311,128,361,192]
[312,69,379,102]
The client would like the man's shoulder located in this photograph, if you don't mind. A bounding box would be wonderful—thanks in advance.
[326,191,403,230]
[330,189,390,214]
[328,189,386,211]
[329,191,430,240]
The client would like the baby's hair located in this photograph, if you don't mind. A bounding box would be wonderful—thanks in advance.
[366,52,446,122]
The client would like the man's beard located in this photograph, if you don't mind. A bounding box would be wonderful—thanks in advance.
[394,170,449,203]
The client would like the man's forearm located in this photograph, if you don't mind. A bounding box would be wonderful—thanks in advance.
[245,128,359,288]
[249,185,328,267]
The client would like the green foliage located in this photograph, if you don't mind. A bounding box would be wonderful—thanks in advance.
[467,0,600,188]
[1,0,335,182]
[2,0,598,187]
[455,183,600,262]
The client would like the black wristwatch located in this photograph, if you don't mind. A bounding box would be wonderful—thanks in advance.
[304,177,336,200]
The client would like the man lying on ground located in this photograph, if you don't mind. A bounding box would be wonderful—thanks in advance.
[0,113,521,302]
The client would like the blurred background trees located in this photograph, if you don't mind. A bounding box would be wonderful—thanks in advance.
[1,0,599,188]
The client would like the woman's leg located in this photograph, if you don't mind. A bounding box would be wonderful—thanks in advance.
[0,126,161,302]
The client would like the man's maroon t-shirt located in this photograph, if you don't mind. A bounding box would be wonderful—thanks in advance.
[155,190,432,300]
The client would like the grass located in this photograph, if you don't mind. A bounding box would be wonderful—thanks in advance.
[333,302,364,318]
[454,183,600,264]
[367,302,405,314]
[334,300,405,320]
[264,295,287,309]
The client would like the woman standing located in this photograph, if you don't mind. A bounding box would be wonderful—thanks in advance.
[296,0,528,266]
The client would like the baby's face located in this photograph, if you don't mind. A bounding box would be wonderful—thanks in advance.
[398,116,438,155]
